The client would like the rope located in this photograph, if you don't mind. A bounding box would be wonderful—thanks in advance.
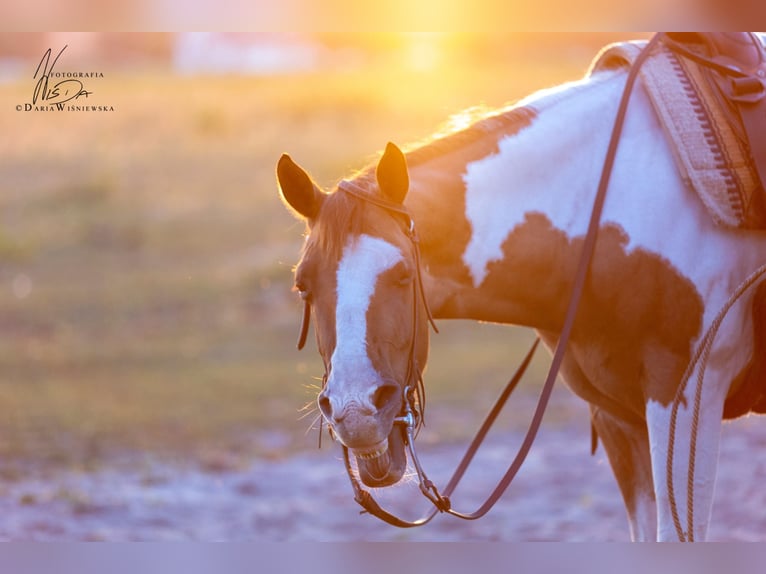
[667,260,766,541]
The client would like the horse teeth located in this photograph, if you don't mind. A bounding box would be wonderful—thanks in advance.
[353,439,388,460]
[358,450,385,460]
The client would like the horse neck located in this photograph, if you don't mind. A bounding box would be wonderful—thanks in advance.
[405,71,630,328]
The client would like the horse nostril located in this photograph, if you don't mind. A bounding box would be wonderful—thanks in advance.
[318,392,332,421]
[371,383,400,413]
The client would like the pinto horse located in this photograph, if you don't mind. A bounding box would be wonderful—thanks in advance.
[277,60,766,541]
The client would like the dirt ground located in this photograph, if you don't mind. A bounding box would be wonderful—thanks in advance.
[1,383,765,542]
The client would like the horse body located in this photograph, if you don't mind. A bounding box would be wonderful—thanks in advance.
[278,65,766,541]
[406,69,766,540]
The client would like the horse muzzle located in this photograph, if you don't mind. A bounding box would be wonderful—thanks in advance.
[318,382,407,486]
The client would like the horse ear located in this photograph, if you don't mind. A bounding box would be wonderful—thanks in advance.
[277,154,323,220]
[376,142,409,205]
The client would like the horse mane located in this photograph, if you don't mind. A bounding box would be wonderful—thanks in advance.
[309,104,538,261]
[404,105,537,168]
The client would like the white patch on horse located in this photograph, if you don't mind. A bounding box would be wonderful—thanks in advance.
[646,395,726,541]
[460,69,766,316]
[630,492,658,542]
[328,234,404,409]
[645,398,682,541]
[460,73,621,287]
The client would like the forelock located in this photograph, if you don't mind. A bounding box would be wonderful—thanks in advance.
[307,184,369,262]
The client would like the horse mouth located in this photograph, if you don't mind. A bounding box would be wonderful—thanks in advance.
[352,426,407,488]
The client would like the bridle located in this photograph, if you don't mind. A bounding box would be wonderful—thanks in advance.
[296,178,438,438]
[294,34,662,528]
[337,178,449,519]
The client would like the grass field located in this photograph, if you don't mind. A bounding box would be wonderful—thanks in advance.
[0,36,638,472]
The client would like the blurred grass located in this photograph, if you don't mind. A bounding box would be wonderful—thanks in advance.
[0,44,601,471]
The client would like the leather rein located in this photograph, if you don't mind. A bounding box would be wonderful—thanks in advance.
[294,34,661,528]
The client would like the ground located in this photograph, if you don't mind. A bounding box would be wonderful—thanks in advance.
[2,383,764,541]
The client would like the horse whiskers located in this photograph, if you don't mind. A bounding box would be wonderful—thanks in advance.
[317,416,338,449]
[299,409,336,449]
[297,400,318,419]
[298,410,327,449]
[301,410,322,431]
[303,380,323,393]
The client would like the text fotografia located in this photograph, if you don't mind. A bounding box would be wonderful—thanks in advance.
[16,45,115,113]
[38,72,104,79]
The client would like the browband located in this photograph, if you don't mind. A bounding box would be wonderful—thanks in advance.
[337,179,412,220]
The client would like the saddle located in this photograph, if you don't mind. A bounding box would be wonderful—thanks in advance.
[592,32,766,229]
[665,33,766,185]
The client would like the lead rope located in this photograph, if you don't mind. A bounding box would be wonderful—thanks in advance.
[667,261,766,541]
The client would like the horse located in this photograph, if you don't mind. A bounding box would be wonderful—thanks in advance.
[276,42,766,541]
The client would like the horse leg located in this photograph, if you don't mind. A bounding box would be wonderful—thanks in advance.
[538,331,657,539]
[589,404,657,541]
[646,392,726,541]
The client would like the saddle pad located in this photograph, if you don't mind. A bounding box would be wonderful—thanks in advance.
[589,40,766,229]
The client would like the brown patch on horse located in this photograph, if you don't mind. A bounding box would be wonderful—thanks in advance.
[724,279,766,418]
[461,213,704,414]
[342,107,538,292]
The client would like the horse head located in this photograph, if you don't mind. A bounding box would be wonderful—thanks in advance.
[278,143,431,487]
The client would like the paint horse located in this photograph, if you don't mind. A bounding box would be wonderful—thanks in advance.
[277,59,766,541]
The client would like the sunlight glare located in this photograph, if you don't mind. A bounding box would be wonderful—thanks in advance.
[406,33,442,72]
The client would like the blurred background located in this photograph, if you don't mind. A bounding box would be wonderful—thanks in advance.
[0,32,648,477]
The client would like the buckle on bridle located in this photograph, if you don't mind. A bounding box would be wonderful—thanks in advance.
[393,385,419,429]
[394,386,451,512]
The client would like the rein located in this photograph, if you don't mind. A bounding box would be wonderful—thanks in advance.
[336,179,542,526]
[296,33,661,528]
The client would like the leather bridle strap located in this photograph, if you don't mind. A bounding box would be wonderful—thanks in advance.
[445,31,663,519]
[296,298,311,350]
